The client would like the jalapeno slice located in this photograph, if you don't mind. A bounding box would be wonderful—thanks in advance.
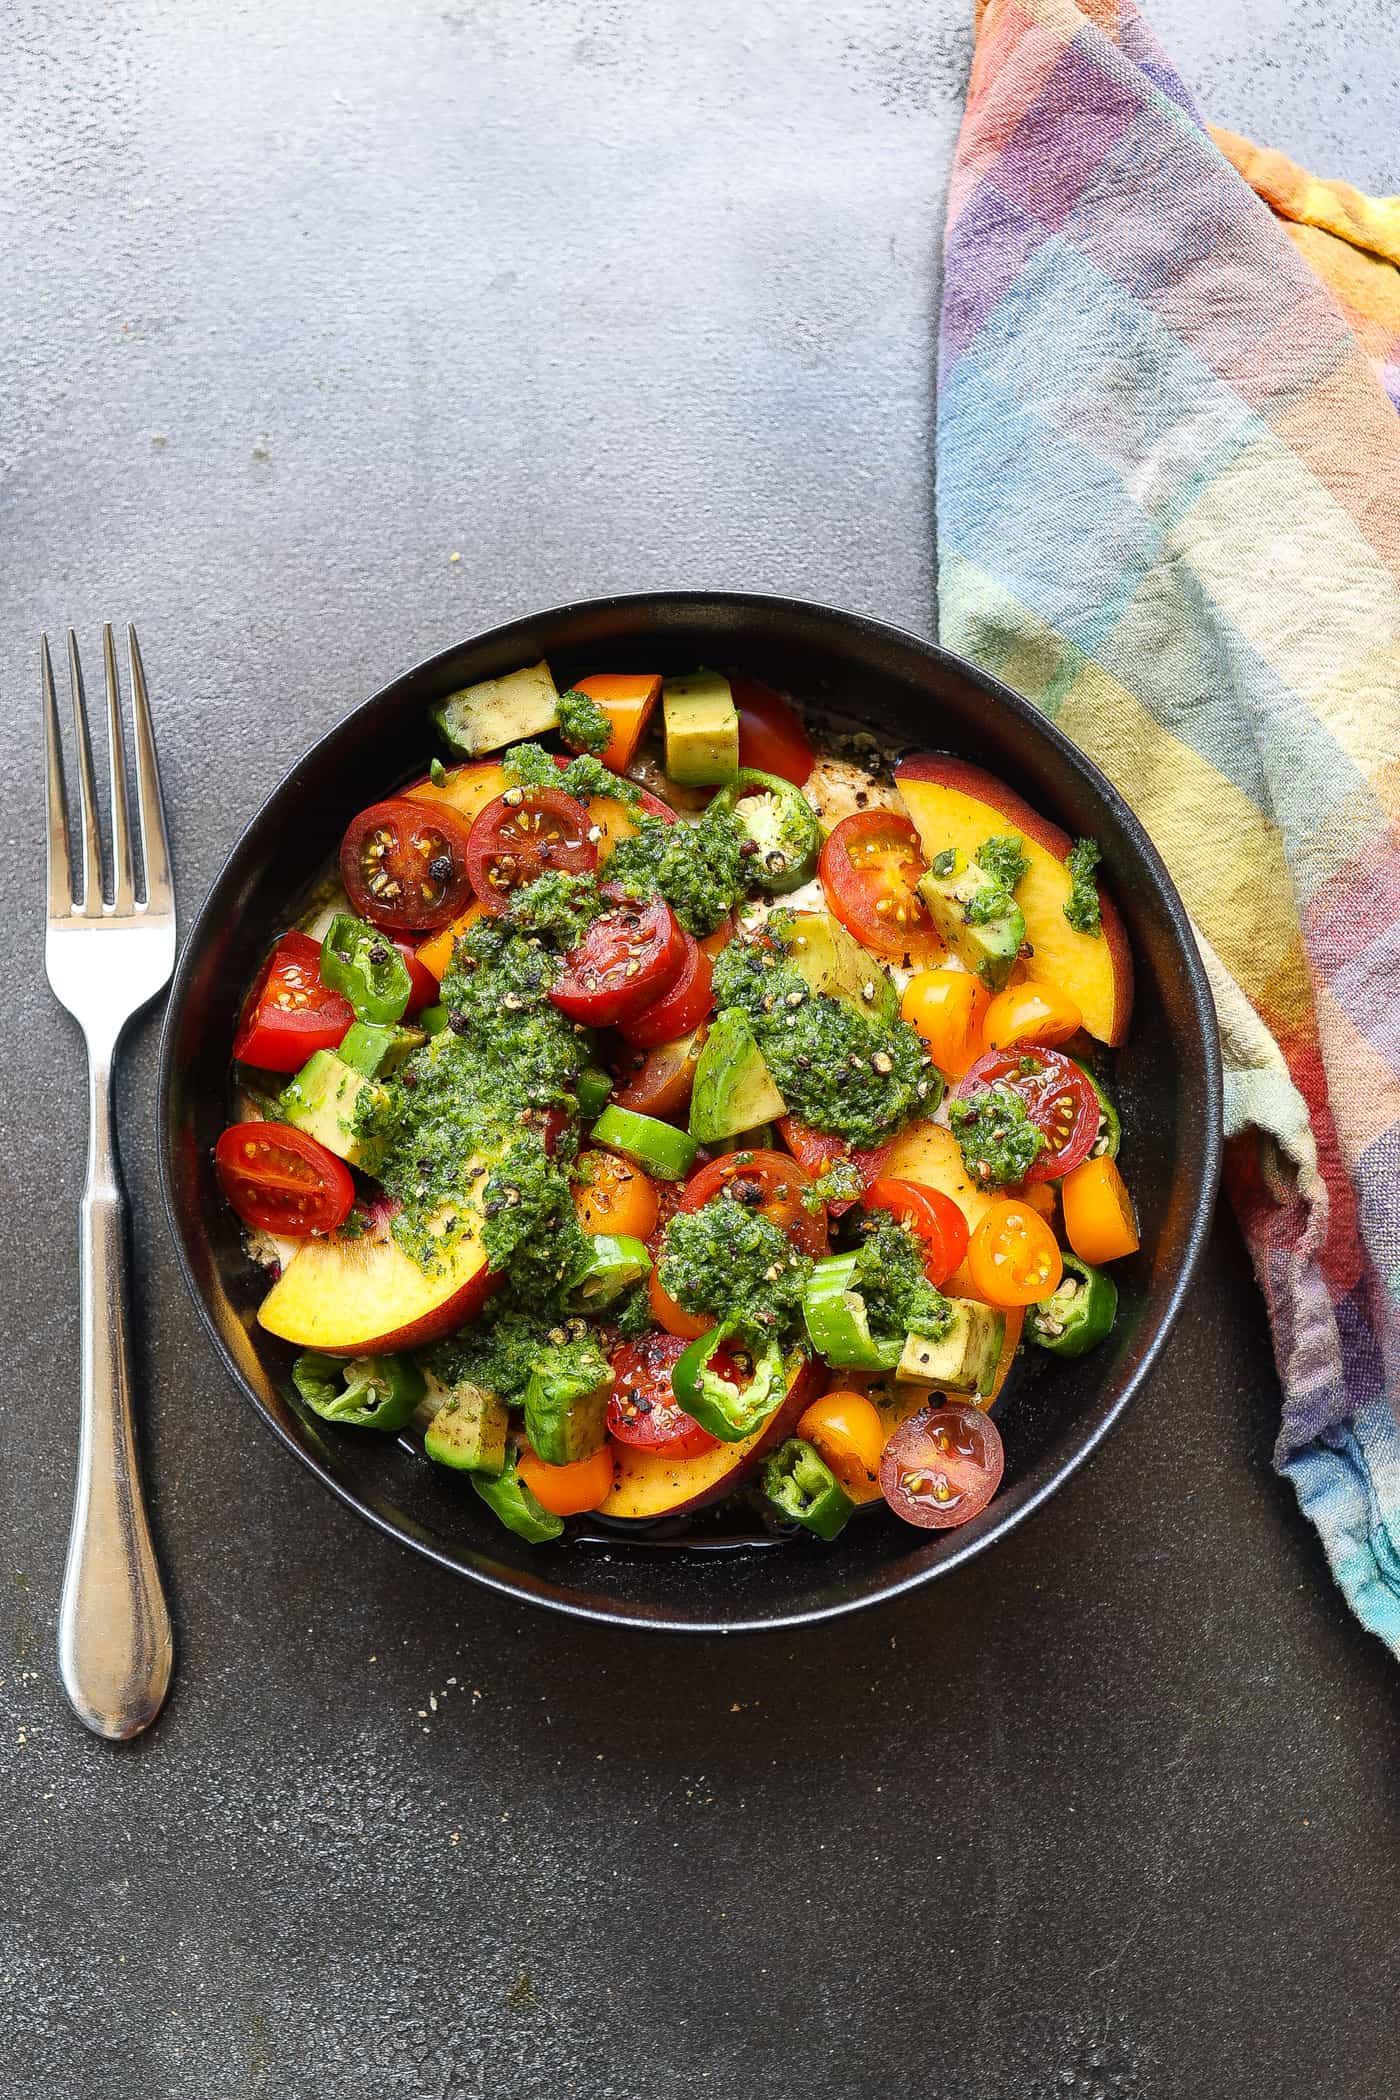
[319,913,414,1025]
[762,1436,855,1540]
[710,768,824,892]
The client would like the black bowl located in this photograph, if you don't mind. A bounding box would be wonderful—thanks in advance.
[158,593,1221,1632]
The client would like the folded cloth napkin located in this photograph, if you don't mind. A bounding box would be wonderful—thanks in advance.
[937,0,1400,1648]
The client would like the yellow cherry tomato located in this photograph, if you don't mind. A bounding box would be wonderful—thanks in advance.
[900,969,990,1078]
[516,1443,615,1516]
[797,1390,886,1503]
[966,1198,1064,1307]
[573,1149,660,1240]
[981,978,1082,1052]
[1061,1155,1140,1264]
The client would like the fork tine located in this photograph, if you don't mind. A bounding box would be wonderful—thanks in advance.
[102,624,136,914]
[66,631,105,917]
[42,635,75,918]
[126,626,173,916]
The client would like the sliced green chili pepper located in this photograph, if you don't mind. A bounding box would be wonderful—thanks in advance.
[576,1064,614,1119]
[319,913,412,1024]
[1069,1056,1121,1161]
[419,1002,450,1036]
[801,1252,902,1371]
[1025,1255,1118,1357]
[591,1103,698,1181]
[470,1449,564,1544]
[292,1349,425,1431]
[566,1233,652,1309]
[671,1321,789,1443]
[522,1345,612,1465]
[710,769,824,892]
[762,1437,855,1540]
[336,1019,425,1078]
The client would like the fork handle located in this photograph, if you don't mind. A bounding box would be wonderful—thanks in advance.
[58,1043,173,1739]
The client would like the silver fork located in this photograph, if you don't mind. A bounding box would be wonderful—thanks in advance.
[43,625,176,1740]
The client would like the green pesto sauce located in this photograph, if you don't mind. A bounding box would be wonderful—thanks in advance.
[502,741,640,808]
[1064,836,1103,936]
[852,1214,953,1344]
[556,686,612,755]
[711,936,940,1149]
[506,869,608,946]
[658,1195,812,1345]
[948,1084,1045,1188]
[974,832,1030,893]
[608,807,747,936]
[430,1304,593,1404]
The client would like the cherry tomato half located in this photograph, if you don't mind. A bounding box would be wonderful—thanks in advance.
[340,797,475,933]
[647,1264,713,1341]
[573,1150,660,1240]
[955,1046,1100,1184]
[618,933,713,1049]
[819,809,941,962]
[612,1024,708,1119]
[608,1332,721,1458]
[980,979,1082,1052]
[730,675,815,785]
[1061,1155,1140,1265]
[879,1404,1005,1530]
[900,968,989,1079]
[517,1442,615,1516]
[464,785,598,914]
[862,1178,970,1288]
[776,1116,890,1218]
[232,931,353,1073]
[966,1198,1063,1307]
[392,937,440,1016]
[214,1121,355,1237]
[549,888,686,1027]
[797,1390,886,1502]
[680,1149,829,1259]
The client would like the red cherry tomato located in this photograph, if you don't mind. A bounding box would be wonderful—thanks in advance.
[340,797,475,933]
[879,1404,1005,1530]
[955,1046,1100,1184]
[729,675,815,785]
[549,887,686,1026]
[232,931,353,1072]
[607,1332,721,1458]
[612,1024,708,1119]
[819,809,941,961]
[679,1148,829,1259]
[775,1116,891,1218]
[214,1121,355,1237]
[617,934,713,1049]
[391,937,439,1016]
[463,785,599,914]
[862,1177,970,1287]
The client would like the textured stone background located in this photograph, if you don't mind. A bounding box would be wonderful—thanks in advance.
[3,3,1399,2094]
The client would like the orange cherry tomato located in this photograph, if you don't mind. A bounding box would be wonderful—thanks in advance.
[648,1263,712,1340]
[981,979,1082,1052]
[573,1150,660,1240]
[516,1443,615,1516]
[1019,1180,1057,1222]
[797,1390,886,1503]
[966,1199,1064,1307]
[900,969,990,1078]
[1061,1155,1140,1264]
[570,672,661,773]
[414,900,486,981]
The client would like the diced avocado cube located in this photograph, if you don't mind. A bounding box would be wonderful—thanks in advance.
[896,1300,1006,1397]
[277,1050,390,1171]
[916,850,1025,990]
[662,668,740,785]
[337,1020,426,1079]
[432,660,560,756]
[689,1009,787,1143]
[424,1383,509,1475]
[776,911,899,1025]
[523,1363,612,1466]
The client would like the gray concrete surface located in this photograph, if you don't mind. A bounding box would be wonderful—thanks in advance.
[3,3,1399,2094]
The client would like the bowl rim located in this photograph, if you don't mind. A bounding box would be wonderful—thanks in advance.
[157,589,1223,1633]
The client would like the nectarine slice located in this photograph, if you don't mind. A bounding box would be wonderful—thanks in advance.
[258,1207,493,1355]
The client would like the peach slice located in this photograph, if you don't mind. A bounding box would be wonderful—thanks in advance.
[598,1354,824,1522]
[258,1207,493,1355]
[894,756,1132,1045]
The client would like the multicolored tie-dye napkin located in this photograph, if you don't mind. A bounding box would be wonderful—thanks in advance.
[937,0,1400,1648]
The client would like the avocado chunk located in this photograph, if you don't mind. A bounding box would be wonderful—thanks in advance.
[336,1019,426,1079]
[775,911,899,1025]
[424,1382,509,1475]
[277,1050,390,1172]
[523,1352,612,1466]
[689,1009,787,1143]
[916,850,1025,990]
[663,668,740,785]
[896,1299,1006,1397]
[432,660,559,756]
